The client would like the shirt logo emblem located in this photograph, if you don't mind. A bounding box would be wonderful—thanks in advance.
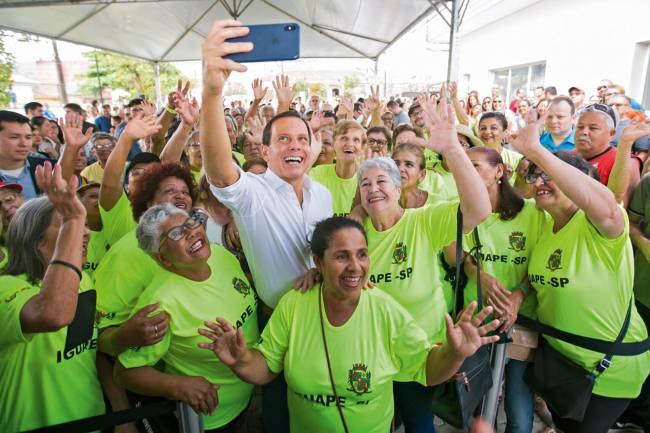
[546,249,563,272]
[392,242,408,264]
[347,363,372,395]
[508,231,526,252]
[232,277,251,297]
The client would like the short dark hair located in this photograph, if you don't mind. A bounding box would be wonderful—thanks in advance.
[544,86,558,96]
[550,95,576,115]
[386,100,399,109]
[102,104,111,109]
[24,102,43,114]
[393,124,424,143]
[130,162,197,221]
[127,98,144,108]
[64,103,83,114]
[323,110,338,123]
[30,116,49,129]
[261,111,311,147]
[367,126,392,150]
[310,217,367,260]
[242,157,268,172]
[0,110,30,131]
[479,111,508,131]
[528,151,600,182]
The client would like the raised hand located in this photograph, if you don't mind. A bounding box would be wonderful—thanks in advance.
[366,84,381,112]
[421,83,462,155]
[272,74,296,107]
[118,303,170,347]
[445,301,500,360]
[198,317,247,367]
[141,100,156,118]
[338,96,354,118]
[202,20,252,95]
[60,111,93,149]
[176,96,200,127]
[168,79,191,110]
[252,78,268,101]
[509,123,545,159]
[35,161,86,221]
[122,115,162,141]
[449,81,459,101]
[620,119,650,148]
[309,110,325,134]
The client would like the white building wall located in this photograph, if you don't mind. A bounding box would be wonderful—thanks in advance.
[456,0,650,102]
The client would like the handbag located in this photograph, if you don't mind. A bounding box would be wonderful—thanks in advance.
[517,299,650,422]
[430,209,494,428]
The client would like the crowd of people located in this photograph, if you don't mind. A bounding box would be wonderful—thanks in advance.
[1,19,650,433]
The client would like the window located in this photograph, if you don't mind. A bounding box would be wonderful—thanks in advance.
[491,62,546,102]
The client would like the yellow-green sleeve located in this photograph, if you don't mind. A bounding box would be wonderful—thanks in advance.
[0,277,38,348]
[255,291,295,373]
[99,191,137,246]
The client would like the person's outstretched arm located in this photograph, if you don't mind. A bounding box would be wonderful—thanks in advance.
[200,20,252,188]
[160,95,199,163]
[98,115,161,211]
[607,122,648,206]
[511,124,625,238]
[58,111,93,182]
[420,85,491,232]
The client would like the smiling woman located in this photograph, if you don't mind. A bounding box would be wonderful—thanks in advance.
[116,203,259,431]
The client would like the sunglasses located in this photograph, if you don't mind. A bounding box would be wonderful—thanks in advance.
[525,171,552,184]
[583,103,617,127]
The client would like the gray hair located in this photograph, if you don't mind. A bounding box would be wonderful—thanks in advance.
[90,132,117,147]
[358,157,402,189]
[579,105,617,130]
[136,203,188,255]
[1,196,55,283]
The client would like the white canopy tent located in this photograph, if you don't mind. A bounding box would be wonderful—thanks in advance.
[0,0,468,100]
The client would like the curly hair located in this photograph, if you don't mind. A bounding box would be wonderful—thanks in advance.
[130,162,197,221]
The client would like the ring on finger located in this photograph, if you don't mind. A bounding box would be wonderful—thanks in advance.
[154,324,159,336]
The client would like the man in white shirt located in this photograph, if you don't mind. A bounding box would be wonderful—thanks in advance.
[199,20,332,433]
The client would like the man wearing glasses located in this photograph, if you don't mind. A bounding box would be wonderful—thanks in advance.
[81,133,117,184]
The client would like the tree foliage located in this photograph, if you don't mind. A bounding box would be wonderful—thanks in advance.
[0,31,15,106]
[343,75,361,97]
[78,50,186,101]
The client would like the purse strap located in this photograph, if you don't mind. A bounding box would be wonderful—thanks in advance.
[516,300,650,359]
[318,285,350,433]
[453,208,484,315]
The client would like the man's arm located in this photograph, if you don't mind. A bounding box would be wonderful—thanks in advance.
[608,122,649,206]
[200,20,252,187]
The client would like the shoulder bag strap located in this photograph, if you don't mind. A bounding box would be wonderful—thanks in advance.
[597,299,632,373]
[318,285,350,433]
[472,225,483,311]
[454,208,464,315]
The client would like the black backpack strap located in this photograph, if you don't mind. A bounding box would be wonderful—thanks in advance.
[453,208,464,315]
[516,300,649,357]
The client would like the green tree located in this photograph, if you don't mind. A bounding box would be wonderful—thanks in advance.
[78,50,186,101]
[294,79,308,94]
[0,31,15,106]
[343,75,361,97]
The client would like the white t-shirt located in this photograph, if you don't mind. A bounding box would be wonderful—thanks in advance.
[210,167,333,308]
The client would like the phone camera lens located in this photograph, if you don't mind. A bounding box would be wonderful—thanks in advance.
[285,25,295,31]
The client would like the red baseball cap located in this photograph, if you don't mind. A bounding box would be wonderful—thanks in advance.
[0,182,22,193]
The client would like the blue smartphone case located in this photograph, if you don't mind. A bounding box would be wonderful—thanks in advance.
[225,23,300,63]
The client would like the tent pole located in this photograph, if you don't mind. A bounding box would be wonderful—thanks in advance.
[154,62,162,108]
[446,0,460,83]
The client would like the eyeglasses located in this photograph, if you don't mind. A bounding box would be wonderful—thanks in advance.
[187,142,200,148]
[368,138,387,147]
[95,144,114,150]
[160,216,203,247]
[597,85,608,91]
[130,167,146,176]
[525,171,552,184]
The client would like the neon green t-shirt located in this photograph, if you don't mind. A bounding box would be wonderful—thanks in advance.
[99,191,136,246]
[417,170,447,198]
[364,202,458,343]
[94,228,160,328]
[0,274,104,432]
[430,162,458,201]
[424,148,440,170]
[233,151,246,166]
[629,173,650,308]
[84,228,109,277]
[309,164,357,217]
[0,244,7,269]
[463,200,544,317]
[500,147,523,185]
[119,246,258,429]
[256,287,431,433]
[528,208,650,398]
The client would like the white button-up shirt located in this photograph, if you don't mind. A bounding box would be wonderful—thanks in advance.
[210,168,333,308]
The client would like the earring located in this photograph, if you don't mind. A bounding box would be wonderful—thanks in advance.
[497,180,502,184]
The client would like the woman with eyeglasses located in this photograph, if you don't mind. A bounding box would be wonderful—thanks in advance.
[116,203,258,432]
[310,120,366,216]
[510,125,650,433]
[481,97,492,112]
[463,146,546,433]
[199,216,499,433]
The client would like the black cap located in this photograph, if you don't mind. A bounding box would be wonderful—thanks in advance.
[123,152,160,188]
[568,86,583,94]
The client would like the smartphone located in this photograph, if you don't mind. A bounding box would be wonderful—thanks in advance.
[225,23,300,63]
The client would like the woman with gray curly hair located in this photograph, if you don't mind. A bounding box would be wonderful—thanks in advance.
[356,88,491,432]
[115,203,259,432]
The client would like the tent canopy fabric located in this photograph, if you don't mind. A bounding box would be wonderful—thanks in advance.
[0,0,438,62]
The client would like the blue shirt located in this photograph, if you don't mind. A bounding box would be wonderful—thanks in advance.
[94,115,111,133]
[540,130,575,152]
[0,161,37,200]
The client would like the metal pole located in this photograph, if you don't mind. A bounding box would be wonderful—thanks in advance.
[177,401,204,433]
[446,0,460,83]
[481,340,508,425]
[154,61,162,108]
[93,50,104,104]
[52,39,68,105]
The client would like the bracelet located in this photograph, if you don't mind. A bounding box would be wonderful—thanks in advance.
[164,105,177,115]
[49,260,83,281]
[515,281,530,296]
